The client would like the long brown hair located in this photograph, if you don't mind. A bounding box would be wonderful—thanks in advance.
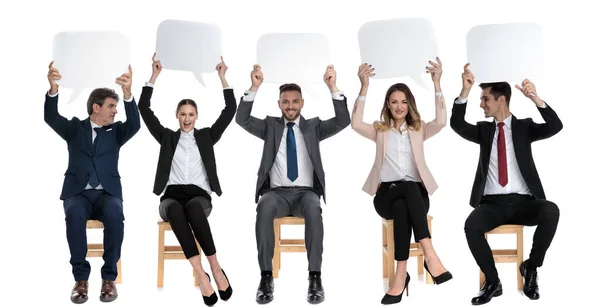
[373,83,421,131]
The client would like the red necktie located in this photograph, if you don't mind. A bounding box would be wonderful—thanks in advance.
[497,122,508,186]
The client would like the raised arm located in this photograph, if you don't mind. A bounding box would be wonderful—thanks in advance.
[235,64,267,140]
[43,61,77,141]
[450,63,480,143]
[209,57,237,144]
[138,54,167,143]
[318,65,351,141]
[421,57,447,140]
[114,65,141,146]
[351,63,377,141]
[514,79,563,141]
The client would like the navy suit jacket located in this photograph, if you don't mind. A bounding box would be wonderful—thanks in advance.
[44,92,141,201]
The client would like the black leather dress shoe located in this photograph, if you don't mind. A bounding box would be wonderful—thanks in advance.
[471,279,502,305]
[520,260,540,300]
[255,273,274,304]
[307,272,325,304]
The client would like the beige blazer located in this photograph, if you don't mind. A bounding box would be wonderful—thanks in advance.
[351,94,447,196]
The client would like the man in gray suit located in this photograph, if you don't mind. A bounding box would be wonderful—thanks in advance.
[236,64,350,305]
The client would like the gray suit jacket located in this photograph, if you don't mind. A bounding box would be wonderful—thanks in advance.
[235,95,351,204]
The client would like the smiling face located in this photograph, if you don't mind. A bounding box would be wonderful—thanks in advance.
[176,103,197,132]
[387,90,408,121]
[278,90,304,121]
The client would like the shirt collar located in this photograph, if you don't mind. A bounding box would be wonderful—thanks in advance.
[494,114,513,129]
[284,116,300,126]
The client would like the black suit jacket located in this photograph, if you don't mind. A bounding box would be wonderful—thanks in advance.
[450,99,563,208]
[44,92,141,201]
[138,86,237,197]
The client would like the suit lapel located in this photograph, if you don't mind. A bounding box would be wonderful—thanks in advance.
[172,129,182,152]
[274,117,285,154]
[84,118,93,155]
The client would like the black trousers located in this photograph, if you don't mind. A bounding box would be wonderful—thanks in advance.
[464,194,560,282]
[159,185,216,258]
[374,180,431,261]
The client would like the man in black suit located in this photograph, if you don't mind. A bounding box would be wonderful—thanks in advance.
[450,63,562,305]
[44,61,140,304]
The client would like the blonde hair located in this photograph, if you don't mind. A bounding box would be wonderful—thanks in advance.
[373,83,421,131]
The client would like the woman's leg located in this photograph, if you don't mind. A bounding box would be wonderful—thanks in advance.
[160,198,214,296]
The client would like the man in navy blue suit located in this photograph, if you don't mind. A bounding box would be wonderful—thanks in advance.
[44,61,140,304]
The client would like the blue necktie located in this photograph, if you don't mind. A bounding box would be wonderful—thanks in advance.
[89,127,101,188]
[286,122,298,182]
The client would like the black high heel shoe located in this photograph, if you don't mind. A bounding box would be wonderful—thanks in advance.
[201,272,218,306]
[424,261,453,284]
[218,269,233,301]
[381,272,410,305]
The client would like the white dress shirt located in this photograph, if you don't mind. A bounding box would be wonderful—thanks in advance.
[380,122,421,182]
[269,116,314,188]
[454,97,531,195]
[164,129,212,194]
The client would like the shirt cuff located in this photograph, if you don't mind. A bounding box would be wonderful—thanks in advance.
[331,91,344,100]
[243,90,256,102]
[145,82,154,88]
[124,95,133,102]
[357,95,366,101]
[455,96,468,104]
[537,101,547,108]
[224,86,233,90]
[47,91,58,97]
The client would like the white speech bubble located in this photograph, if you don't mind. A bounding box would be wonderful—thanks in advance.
[53,31,130,104]
[466,23,545,83]
[155,19,222,86]
[257,33,330,85]
[358,17,438,90]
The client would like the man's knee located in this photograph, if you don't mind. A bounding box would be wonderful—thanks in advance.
[542,200,560,220]
[302,193,322,219]
[101,196,124,222]
[63,197,89,221]
[464,212,485,234]
[256,192,280,217]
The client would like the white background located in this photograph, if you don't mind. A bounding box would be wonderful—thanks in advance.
[1,0,598,306]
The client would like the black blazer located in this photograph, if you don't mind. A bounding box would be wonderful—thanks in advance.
[138,86,237,197]
[450,99,563,208]
[44,92,141,201]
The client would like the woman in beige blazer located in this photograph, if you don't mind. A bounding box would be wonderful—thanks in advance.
[351,58,452,305]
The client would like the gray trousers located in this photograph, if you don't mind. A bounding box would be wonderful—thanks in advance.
[256,187,324,272]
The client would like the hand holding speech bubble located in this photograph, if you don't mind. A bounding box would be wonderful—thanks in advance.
[466,23,545,83]
[256,33,330,85]
[155,19,222,86]
[358,17,439,90]
[52,31,130,104]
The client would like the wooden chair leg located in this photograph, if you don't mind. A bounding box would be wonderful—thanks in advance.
[382,222,388,278]
[157,224,165,288]
[194,240,201,286]
[517,229,524,290]
[116,259,122,284]
[386,222,395,288]
[273,220,281,278]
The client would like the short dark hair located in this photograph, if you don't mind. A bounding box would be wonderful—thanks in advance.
[479,82,511,106]
[279,83,302,97]
[176,99,198,113]
[87,88,119,115]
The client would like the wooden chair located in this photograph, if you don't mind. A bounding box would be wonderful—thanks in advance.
[86,220,122,284]
[157,221,201,287]
[479,224,524,290]
[382,215,433,287]
[273,216,307,278]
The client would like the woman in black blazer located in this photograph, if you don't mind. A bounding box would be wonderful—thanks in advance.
[139,54,236,306]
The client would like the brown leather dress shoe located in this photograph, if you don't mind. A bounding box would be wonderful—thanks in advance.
[71,280,89,304]
[100,280,118,302]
